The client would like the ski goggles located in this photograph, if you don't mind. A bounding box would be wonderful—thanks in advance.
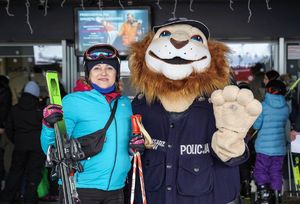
[84,44,119,61]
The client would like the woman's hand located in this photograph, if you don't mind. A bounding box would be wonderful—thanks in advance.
[290,130,298,141]
[42,104,63,128]
[129,135,145,155]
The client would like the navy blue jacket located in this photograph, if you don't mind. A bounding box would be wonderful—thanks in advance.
[131,95,245,204]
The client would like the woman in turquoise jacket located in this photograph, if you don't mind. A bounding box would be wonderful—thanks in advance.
[252,79,289,203]
[41,44,134,204]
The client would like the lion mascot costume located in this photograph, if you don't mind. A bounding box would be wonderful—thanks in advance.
[129,18,262,204]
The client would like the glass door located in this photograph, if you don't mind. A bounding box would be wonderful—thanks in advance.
[0,44,63,104]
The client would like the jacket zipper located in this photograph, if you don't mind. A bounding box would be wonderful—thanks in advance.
[106,99,118,190]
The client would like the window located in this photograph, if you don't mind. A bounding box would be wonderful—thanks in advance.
[226,42,277,82]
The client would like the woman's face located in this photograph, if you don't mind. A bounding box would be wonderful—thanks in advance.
[263,74,269,86]
[89,64,116,89]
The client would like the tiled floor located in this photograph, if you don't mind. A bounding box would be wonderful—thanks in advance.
[240,194,300,204]
[18,193,297,204]
[9,195,297,204]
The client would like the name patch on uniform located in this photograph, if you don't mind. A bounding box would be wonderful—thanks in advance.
[152,139,166,150]
[180,143,210,155]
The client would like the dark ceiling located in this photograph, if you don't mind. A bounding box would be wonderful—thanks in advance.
[0,0,296,7]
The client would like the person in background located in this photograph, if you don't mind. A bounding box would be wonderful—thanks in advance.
[249,63,265,102]
[280,73,299,131]
[0,81,45,204]
[290,106,300,141]
[118,13,141,47]
[0,75,12,133]
[252,80,289,204]
[263,70,280,86]
[41,44,140,204]
[0,75,12,186]
[237,81,256,199]
[0,75,12,189]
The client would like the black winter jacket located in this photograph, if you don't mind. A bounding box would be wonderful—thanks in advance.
[0,81,12,128]
[5,93,43,151]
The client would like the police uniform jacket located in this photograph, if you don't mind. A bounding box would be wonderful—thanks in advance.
[131,95,247,204]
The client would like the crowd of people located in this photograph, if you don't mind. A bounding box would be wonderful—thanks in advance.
[0,44,300,204]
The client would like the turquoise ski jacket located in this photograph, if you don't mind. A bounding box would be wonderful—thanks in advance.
[41,89,132,190]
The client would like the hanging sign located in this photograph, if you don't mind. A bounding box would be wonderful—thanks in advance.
[288,45,300,60]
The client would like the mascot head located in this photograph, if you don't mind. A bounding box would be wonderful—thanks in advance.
[129,18,231,111]
[147,18,211,80]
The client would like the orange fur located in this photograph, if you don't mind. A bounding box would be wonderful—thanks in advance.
[129,32,231,104]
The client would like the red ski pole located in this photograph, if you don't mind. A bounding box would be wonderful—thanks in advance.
[130,114,147,204]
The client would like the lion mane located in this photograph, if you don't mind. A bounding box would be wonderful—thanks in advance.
[129,32,231,104]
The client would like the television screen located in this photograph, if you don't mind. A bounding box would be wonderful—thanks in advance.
[75,7,151,56]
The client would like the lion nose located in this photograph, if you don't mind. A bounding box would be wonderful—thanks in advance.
[170,38,189,49]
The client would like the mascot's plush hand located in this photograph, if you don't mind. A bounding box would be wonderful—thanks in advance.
[211,85,262,162]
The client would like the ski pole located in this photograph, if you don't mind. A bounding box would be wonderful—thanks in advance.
[130,115,148,204]
[285,77,300,98]
[250,130,258,138]
[130,152,147,204]
[136,152,147,204]
[130,154,137,204]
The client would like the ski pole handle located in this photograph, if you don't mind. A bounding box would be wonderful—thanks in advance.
[131,114,154,149]
[131,114,142,135]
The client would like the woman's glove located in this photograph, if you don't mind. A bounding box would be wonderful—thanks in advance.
[42,104,63,128]
[129,135,145,155]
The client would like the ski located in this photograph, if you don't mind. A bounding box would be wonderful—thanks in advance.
[45,71,81,204]
[293,156,300,191]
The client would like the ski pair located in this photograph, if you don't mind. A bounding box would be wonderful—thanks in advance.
[46,71,81,204]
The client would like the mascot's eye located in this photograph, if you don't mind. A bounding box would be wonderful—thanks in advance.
[191,35,203,42]
[159,30,171,37]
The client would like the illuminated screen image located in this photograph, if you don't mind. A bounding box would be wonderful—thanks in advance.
[75,7,151,56]
[33,45,62,65]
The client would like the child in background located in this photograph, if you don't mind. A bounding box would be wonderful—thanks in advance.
[253,80,289,204]
[263,70,280,86]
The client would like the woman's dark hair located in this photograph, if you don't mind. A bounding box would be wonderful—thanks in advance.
[251,63,265,76]
[265,79,286,96]
[265,70,280,81]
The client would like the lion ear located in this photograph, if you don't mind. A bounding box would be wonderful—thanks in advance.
[129,32,154,61]
[208,40,231,61]
[208,40,231,74]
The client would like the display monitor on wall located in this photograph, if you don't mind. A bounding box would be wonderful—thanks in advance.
[74,7,151,56]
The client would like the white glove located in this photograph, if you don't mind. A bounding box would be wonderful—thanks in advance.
[210,85,262,161]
